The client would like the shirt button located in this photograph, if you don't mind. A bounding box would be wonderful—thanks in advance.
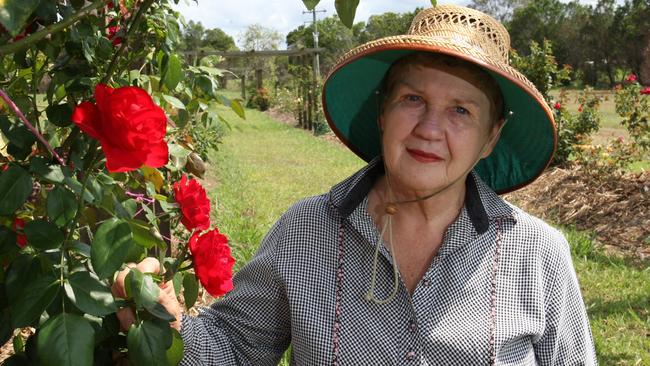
[405,351,416,361]
[422,278,431,287]
[408,320,417,333]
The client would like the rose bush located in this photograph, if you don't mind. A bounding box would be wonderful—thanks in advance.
[0,1,245,365]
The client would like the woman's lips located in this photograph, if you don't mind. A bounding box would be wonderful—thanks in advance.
[407,148,443,163]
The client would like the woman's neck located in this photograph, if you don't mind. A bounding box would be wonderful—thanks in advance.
[369,175,466,228]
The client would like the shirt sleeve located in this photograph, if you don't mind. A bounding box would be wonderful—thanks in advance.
[179,218,291,365]
[533,230,598,365]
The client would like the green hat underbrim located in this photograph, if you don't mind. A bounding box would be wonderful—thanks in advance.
[323,47,557,194]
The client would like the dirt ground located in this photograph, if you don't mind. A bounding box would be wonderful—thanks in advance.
[505,166,649,261]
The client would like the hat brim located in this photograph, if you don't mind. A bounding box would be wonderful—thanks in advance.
[322,38,557,194]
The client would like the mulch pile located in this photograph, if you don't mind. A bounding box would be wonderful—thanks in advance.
[505,166,650,261]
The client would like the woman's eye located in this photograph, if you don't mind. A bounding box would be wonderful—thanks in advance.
[403,94,423,104]
[455,106,469,115]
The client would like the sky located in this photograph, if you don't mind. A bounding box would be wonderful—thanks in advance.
[171,0,460,48]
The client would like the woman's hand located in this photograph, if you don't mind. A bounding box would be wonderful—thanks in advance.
[110,257,183,331]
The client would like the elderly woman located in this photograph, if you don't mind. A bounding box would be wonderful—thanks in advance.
[115,5,596,365]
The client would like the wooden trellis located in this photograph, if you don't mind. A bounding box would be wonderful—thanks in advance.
[185,48,324,131]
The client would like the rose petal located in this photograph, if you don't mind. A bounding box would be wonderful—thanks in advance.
[143,140,169,169]
[102,141,146,172]
[71,102,101,139]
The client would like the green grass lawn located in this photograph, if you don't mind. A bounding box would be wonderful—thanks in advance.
[204,104,649,365]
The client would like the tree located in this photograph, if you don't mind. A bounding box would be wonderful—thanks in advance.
[357,10,419,43]
[286,15,362,73]
[467,0,530,22]
[181,19,205,51]
[204,28,236,51]
[238,23,282,51]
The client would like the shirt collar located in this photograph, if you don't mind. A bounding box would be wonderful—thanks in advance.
[328,157,514,235]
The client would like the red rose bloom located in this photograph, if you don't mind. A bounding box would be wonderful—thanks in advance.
[626,74,637,82]
[71,84,168,172]
[641,87,650,95]
[578,105,583,112]
[173,175,211,231]
[553,102,561,110]
[13,218,27,248]
[189,228,235,297]
[107,25,122,46]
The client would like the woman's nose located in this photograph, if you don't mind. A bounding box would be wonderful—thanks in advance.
[413,106,445,140]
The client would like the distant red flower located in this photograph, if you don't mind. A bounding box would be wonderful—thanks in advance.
[553,102,561,110]
[578,105,583,113]
[641,87,650,95]
[1,165,8,172]
[625,74,637,82]
[107,25,122,46]
[173,175,211,231]
[13,218,27,248]
[189,228,235,297]
[71,84,168,172]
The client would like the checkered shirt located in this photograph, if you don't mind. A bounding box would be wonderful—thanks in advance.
[180,158,597,365]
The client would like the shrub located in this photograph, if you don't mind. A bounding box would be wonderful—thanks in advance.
[247,87,270,111]
[614,75,650,152]
[553,88,602,166]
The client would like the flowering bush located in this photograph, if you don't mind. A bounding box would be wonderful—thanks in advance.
[552,88,602,166]
[0,1,243,365]
[614,75,650,151]
[573,137,640,177]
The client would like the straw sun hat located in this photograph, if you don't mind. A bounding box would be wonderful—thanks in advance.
[322,4,556,194]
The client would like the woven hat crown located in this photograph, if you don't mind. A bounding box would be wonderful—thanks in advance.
[408,5,510,65]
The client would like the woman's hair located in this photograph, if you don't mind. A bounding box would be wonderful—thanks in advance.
[380,52,505,126]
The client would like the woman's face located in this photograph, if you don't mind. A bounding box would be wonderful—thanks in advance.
[379,61,502,197]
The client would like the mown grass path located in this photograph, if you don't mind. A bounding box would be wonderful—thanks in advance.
[205,107,649,365]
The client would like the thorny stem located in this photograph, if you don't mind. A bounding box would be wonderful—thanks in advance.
[0,89,66,166]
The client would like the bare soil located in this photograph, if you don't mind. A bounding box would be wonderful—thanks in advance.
[505,166,650,261]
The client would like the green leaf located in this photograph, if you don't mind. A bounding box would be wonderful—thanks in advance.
[12,334,24,354]
[36,313,94,366]
[91,218,133,279]
[302,0,320,10]
[127,319,172,366]
[30,157,67,183]
[430,0,437,6]
[65,271,117,316]
[0,115,36,160]
[161,54,183,91]
[172,271,183,297]
[162,94,185,110]
[0,165,33,216]
[45,103,73,127]
[182,273,199,310]
[0,226,18,257]
[11,274,59,328]
[129,219,165,249]
[166,328,184,366]
[334,0,360,28]
[47,186,78,228]
[0,0,40,36]
[230,99,246,119]
[197,66,225,76]
[126,269,175,322]
[24,219,64,250]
